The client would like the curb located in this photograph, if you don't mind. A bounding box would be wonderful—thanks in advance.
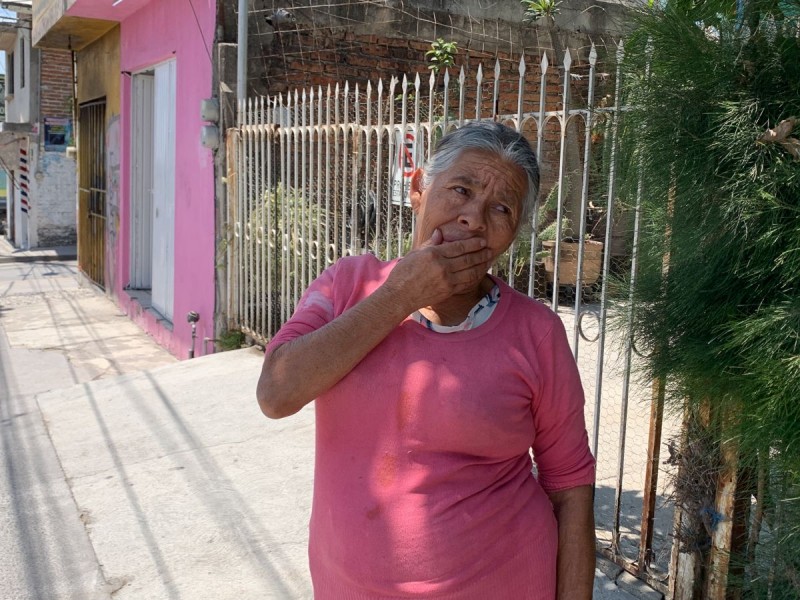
[596,556,665,600]
[0,238,78,264]
[0,254,78,264]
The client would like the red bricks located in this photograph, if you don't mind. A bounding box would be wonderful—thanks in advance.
[249,29,594,176]
[40,49,74,119]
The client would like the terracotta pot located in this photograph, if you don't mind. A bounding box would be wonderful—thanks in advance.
[541,239,604,286]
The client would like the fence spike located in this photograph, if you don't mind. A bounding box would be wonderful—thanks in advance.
[459,65,465,86]
[402,74,408,93]
[589,43,598,66]
[377,78,383,95]
[318,86,324,128]
[355,82,360,121]
[516,55,525,125]
[563,48,572,71]
[366,81,373,127]
[443,68,451,130]
[414,72,420,92]
[541,51,549,74]
[492,59,501,120]
[429,69,435,91]
[476,62,484,86]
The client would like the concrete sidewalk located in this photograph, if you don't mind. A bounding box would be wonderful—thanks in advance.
[37,348,654,599]
[0,236,77,263]
[0,253,658,599]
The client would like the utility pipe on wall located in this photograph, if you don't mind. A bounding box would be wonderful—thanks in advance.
[237,0,247,119]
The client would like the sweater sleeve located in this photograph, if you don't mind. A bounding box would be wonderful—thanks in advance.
[531,315,596,493]
[266,261,339,353]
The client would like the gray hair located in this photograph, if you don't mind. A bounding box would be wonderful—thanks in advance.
[421,121,540,224]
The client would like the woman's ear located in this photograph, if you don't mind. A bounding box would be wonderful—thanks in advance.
[409,169,424,212]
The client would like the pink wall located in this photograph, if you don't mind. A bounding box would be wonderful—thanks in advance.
[77,0,217,359]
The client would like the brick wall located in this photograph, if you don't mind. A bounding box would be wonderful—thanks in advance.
[40,49,74,119]
[251,28,598,197]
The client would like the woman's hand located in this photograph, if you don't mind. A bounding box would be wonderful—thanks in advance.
[258,230,492,418]
[383,229,494,314]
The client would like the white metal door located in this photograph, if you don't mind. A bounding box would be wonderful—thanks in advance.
[151,60,176,320]
[130,73,154,289]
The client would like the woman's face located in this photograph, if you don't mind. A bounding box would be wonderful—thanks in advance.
[409,149,529,261]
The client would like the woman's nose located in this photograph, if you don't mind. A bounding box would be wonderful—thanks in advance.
[458,205,486,231]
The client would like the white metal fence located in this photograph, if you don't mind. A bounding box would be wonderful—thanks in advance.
[228,43,678,595]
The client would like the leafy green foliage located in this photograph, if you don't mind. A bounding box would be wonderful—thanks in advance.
[425,39,458,74]
[520,0,561,23]
[617,1,800,595]
[216,329,245,351]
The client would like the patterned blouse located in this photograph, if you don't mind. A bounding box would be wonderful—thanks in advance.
[411,284,501,333]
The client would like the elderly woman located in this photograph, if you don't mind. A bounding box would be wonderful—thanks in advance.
[257,121,596,600]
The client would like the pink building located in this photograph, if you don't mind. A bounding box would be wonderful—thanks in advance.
[33,0,219,359]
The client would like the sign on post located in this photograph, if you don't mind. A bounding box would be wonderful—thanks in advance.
[391,128,416,207]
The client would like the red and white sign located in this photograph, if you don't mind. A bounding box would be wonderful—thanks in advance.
[392,129,416,206]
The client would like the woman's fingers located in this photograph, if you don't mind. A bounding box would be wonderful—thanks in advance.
[435,237,486,258]
[446,247,493,273]
[447,262,491,288]
[385,237,493,310]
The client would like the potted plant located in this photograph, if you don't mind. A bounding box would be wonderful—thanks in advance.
[536,184,604,288]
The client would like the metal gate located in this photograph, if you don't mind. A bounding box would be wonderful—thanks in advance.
[228,44,677,595]
[78,100,106,288]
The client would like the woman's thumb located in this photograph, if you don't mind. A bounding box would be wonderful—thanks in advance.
[427,228,443,246]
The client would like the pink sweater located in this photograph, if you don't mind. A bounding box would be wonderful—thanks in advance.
[268,255,595,599]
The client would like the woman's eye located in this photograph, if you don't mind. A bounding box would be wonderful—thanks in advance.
[494,204,511,214]
[453,186,468,195]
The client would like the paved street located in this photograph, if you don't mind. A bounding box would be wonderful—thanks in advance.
[0,249,653,599]
[0,261,106,599]
[0,256,175,599]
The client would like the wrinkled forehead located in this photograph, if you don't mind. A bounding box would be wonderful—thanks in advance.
[434,148,529,199]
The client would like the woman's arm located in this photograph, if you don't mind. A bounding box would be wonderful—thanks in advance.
[257,284,409,418]
[547,484,596,600]
[257,233,492,419]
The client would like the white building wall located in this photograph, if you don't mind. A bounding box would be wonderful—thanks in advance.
[5,28,32,125]
[2,25,76,249]
[28,147,77,247]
